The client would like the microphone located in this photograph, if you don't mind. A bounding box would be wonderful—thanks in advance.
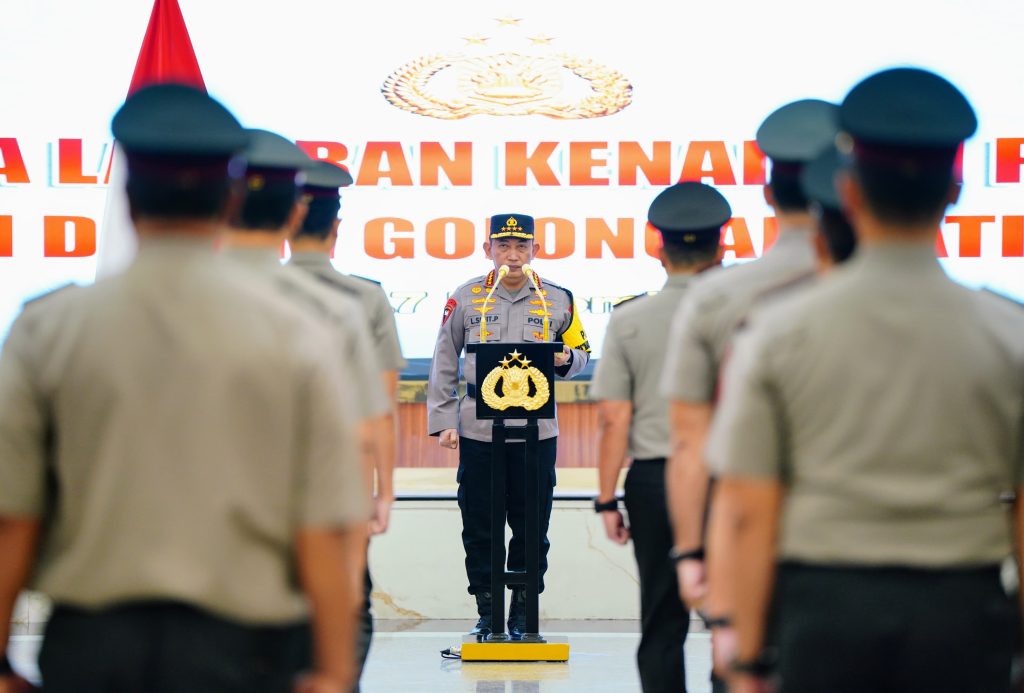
[480,265,510,343]
[522,264,550,341]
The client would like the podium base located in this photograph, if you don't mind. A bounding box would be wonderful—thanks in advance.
[460,635,570,662]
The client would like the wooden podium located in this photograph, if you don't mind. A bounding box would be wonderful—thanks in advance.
[461,342,569,662]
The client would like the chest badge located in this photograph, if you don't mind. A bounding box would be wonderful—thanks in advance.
[481,349,551,411]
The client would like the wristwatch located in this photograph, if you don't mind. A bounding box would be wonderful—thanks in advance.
[593,498,619,513]
[730,650,776,677]
[668,546,705,563]
[697,610,733,630]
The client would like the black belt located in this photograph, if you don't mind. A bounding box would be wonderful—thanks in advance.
[632,457,667,464]
[466,383,477,398]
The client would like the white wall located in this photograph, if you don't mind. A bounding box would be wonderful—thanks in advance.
[369,500,641,621]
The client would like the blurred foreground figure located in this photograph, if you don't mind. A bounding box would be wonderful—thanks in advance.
[661,98,837,691]
[288,159,405,693]
[592,182,729,692]
[221,131,390,693]
[0,85,368,693]
[711,68,1024,693]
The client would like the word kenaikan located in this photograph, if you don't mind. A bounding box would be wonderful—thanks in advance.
[4,137,1024,188]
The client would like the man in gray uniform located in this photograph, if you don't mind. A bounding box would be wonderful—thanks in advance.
[592,183,730,693]
[288,159,406,692]
[661,99,838,615]
[711,67,1024,693]
[289,160,405,535]
[219,130,389,692]
[700,143,861,680]
[427,214,591,637]
[0,85,368,693]
[220,130,389,443]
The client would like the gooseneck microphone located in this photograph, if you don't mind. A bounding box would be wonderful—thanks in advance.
[480,265,509,343]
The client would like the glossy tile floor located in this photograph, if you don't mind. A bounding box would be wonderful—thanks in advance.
[10,620,713,692]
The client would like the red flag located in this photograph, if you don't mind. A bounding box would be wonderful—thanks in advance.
[127,0,206,95]
[97,0,208,278]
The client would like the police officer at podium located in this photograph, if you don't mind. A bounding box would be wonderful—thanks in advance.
[592,183,730,693]
[427,214,591,638]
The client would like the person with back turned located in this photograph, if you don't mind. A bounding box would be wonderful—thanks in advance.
[710,67,1024,693]
[288,159,406,692]
[660,99,837,690]
[592,182,730,693]
[0,85,368,693]
[426,214,591,638]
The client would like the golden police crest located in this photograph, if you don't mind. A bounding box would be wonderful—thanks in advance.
[382,51,632,120]
[480,349,551,411]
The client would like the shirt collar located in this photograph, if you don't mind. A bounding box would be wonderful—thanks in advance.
[663,273,694,290]
[853,240,943,274]
[288,251,333,270]
[766,227,814,257]
[222,246,282,270]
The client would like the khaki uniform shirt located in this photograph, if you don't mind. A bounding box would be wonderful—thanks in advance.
[288,252,406,372]
[0,237,368,624]
[591,274,696,460]
[427,270,590,442]
[709,243,1024,567]
[225,247,388,420]
[662,229,816,403]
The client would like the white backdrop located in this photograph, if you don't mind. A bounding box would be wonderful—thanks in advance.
[2,1,1023,356]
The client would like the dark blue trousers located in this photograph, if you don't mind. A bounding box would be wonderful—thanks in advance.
[457,436,557,595]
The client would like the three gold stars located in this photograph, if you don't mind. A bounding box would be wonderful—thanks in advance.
[465,20,555,47]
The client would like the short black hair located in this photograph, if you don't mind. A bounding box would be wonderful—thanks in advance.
[853,152,955,226]
[232,178,299,230]
[295,196,341,239]
[125,154,233,220]
[660,230,720,267]
[768,167,809,212]
[817,207,857,264]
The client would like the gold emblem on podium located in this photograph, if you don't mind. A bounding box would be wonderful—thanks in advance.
[382,39,632,120]
[480,349,551,411]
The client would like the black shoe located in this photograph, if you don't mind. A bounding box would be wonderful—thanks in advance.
[469,592,492,637]
[507,589,527,640]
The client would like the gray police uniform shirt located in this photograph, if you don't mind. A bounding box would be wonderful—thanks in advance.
[0,237,368,624]
[427,271,590,443]
[224,247,388,420]
[591,274,695,460]
[708,243,1024,568]
[662,229,816,404]
[288,251,406,372]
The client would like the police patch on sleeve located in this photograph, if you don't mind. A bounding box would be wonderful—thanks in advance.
[441,298,457,326]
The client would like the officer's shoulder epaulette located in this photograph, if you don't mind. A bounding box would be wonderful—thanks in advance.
[22,283,78,309]
[350,273,382,287]
[612,294,648,311]
[533,275,572,299]
[981,288,1024,310]
[455,275,489,296]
